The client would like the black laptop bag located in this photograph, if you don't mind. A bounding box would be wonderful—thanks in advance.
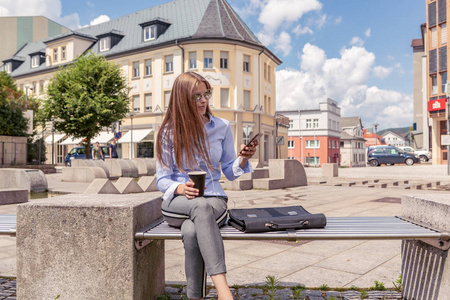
[228,206,326,233]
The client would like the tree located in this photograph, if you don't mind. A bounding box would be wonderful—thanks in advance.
[43,52,130,158]
[0,71,28,136]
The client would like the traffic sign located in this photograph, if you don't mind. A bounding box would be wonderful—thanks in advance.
[115,131,122,139]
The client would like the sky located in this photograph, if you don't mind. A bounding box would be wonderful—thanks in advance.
[0,0,426,131]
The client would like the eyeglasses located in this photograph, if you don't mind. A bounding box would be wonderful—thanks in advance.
[192,89,212,102]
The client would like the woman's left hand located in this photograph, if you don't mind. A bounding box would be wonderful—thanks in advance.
[239,140,258,159]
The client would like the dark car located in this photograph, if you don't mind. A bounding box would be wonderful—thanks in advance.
[368,145,419,166]
[64,146,109,166]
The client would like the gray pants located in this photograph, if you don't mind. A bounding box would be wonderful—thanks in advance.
[161,196,228,299]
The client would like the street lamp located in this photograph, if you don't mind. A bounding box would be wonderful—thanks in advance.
[373,123,379,146]
[129,112,135,159]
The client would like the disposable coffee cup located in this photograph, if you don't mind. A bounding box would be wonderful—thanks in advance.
[188,171,206,197]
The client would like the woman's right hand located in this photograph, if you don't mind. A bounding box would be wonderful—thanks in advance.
[176,180,199,199]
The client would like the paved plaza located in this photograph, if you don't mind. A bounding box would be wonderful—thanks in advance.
[0,163,449,299]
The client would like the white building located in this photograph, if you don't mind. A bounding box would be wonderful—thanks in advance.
[340,117,366,167]
[382,131,410,147]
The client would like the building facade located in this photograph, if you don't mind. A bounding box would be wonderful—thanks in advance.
[340,117,366,167]
[382,131,410,147]
[2,0,281,165]
[0,16,69,65]
[278,98,341,167]
[411,23,431,151]
[426,0,449,164]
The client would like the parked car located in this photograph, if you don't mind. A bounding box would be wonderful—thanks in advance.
[398,146,431,162]
[367,145,419,166]
[64,146,109,166]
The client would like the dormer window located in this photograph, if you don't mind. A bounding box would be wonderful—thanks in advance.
[61,46,67,60]
[31,56,40,68]
[99,37,111,52]
[144,25,157,41]
[53,48,58,62]
[4,62,12,73]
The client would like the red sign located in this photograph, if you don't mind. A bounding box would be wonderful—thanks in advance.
[428,98,447,112]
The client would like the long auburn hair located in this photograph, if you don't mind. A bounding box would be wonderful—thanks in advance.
[156,72,214,172]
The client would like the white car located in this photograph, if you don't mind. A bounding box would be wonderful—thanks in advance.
[398,146,431,162]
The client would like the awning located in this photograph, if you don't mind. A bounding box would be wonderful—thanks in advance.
[118,129,153,143]
[92,131,114,144]
[60,137,84,145]
[45,133,65,144]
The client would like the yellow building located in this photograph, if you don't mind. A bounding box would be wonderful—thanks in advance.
[2,0,281,165]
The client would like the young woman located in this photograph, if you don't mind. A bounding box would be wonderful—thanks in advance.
[109,138,119,158]
[156,72,258,300]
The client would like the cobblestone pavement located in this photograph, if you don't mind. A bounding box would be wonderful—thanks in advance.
[0,278,15,300]
[0,277,403,300]
[163,285,402,299]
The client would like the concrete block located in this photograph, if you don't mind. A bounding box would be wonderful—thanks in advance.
[62,167,107,182]
[143,158,157,175]
[91,160,110,178]
[321,163,338,178]
[123,160,139,177]
[253,168,269,179]
[114,177,144,194]
[0,168,48,192]
[249,158,263,168]
[401,194,450,300]
[0,188,28,205]
[268,159,308,188]
[222,179,253,190]
[132,158,149,176]
[16,194,165,300]
[138,176,157,192]
[133,158,156,176]
[84,179,120,194]
[252,178,285,190]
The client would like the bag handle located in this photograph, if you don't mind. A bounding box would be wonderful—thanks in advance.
[265,220,309,229]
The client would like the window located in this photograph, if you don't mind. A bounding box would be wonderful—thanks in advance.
[189,52,197,69]
[264,95,267,112]
[329,140,331,148]
[289,120,293,129]
[306,157,320,165]
[432,74,438,94]
[133,95,140,112]
[133,61,140,78]
[165,55,173,73]
[243,90,251,108]
[313,119,319,128]
[306,140,320,148]
[4,62,12,73]
[164,91,171,109]
[39,80,44,94]
[32,82,36,95]
[61,46,67,60]
[99,37,110,52]
[243,55,250,72]
[220,51,228,69]
[220,88,229,107]
[145,93,152,111]
[268,65,271,82]
[333,141,336,149]
[53,48,58,62]
[288,140,294,148]
[145,59,152,76]
[431,27,438,48]
[442,23,447,45]
[144,25,157,41]
[204,51,213,69]
[442,72,447,93]
[267,97,271,114]
[306,119,311,129]
[264,63,267,79]
[31,56,39,68]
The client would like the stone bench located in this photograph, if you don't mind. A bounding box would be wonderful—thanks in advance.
[14,193,450,299]
[61,166,107,182]
[0,188,28,205]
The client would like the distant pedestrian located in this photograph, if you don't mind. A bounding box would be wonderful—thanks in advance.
[92,142,103,160]
[109,138,119,158]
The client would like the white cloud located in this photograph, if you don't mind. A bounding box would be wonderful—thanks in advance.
[275,31,292,56]
[258,0,322,32]
[315,13,327,28]
[256,31,275,46]
[334,16,342,25]
[373,66,393,79]
[365,28,371,37]
[349,36,365,47]
[276,43,412,128]
[292,24,313,36]
[0,0,80,29]
[90,15,110,26]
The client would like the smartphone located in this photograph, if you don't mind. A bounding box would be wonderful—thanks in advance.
[239,133,262,155]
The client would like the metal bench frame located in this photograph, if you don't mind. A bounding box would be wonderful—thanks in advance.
[3,214,449,251]
[134,216,450,251]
